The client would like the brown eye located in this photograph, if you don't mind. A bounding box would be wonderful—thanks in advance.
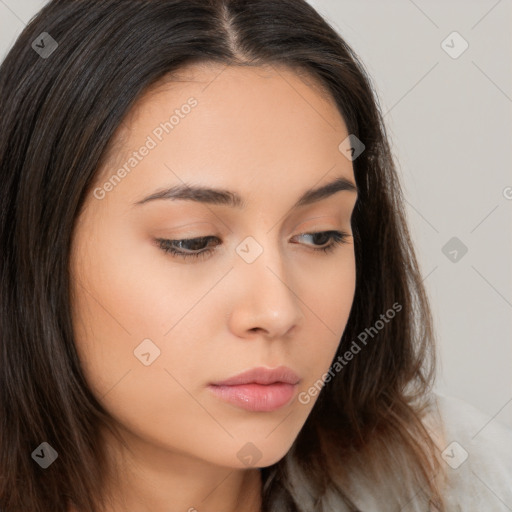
[293,231,350,253]
[156,236,220,260]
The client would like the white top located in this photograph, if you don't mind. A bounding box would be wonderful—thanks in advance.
[432,392,512,510]
[342,392,512,511]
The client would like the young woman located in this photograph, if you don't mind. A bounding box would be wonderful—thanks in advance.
[1,1,511,511]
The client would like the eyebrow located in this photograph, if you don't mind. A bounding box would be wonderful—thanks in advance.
[132,175,357,209]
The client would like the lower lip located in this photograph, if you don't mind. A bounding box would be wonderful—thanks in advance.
[208,382,298,412]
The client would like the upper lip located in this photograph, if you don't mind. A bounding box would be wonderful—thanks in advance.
[210,366,300,386]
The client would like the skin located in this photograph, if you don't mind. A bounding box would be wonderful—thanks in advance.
[69,62,358,512]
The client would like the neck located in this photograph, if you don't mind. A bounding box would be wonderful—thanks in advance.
[94,425,263,512]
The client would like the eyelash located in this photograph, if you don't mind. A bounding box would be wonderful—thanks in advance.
[155,231,350,261]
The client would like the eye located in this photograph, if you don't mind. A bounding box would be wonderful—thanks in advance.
[155,230,351,261]
[156,236,220,260]
[293,230,350,253]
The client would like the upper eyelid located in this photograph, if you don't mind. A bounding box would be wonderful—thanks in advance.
[171,229,347,241]
[164,217,350,238]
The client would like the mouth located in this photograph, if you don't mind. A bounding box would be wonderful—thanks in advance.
[208,366,300,412]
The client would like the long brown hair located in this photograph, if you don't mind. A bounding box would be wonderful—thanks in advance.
[0,1,444,510]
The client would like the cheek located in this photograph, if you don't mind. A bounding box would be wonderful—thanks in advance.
[69,236,222,456]
[70,215,203,344]
[68,219,167,395]
[303,248,356,328]
[294,251,356,385]
[68,220,228,417]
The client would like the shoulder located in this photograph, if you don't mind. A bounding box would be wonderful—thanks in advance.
[428,392,512,510]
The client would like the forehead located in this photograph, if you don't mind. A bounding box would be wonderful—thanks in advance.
[95,62,354,206]
[130,61,343,126]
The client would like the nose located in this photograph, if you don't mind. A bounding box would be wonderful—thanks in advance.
[227,239,304,339]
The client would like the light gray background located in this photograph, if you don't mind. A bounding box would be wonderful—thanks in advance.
[1,0,511,427]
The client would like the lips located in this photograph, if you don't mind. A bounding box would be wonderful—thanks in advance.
[208,366,301,412]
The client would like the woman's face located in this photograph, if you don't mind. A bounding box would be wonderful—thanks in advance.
[70,62,358,470]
